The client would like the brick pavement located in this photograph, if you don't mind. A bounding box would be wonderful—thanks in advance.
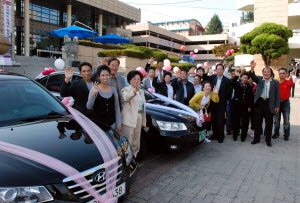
[122,86,300,203]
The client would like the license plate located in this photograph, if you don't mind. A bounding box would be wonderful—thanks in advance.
[198,130,206,142]
[87,182,126,203]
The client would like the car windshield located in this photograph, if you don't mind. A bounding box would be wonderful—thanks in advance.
[0,79,68,126]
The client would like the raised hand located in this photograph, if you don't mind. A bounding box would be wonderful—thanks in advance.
[250,60,256,71]
[64,66,74,83]
[92,82,101,96]
[213,86,219,93]
[155,68,159,77]
[189,67,196,76]
[148,57,155,64]
[235,68,239,77]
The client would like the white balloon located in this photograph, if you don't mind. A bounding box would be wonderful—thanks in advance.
[54,59,65,70]
[163,59,171,66]
[211,65,216,71]
[194,49,199,53]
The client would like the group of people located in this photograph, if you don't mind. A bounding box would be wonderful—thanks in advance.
[60,58,146,157]
[61,56,296,162]
[143,58,296,147]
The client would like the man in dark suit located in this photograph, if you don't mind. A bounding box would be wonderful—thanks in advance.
[145,57,166,83]
[171,69,195,105]
[60,62,93,116]
[249,60,280,147]
[207,64,232,143]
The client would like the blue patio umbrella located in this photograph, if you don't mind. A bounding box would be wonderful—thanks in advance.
[93,34,131,44]
[49,26,97,39]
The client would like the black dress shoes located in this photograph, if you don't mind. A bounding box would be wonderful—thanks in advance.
[272,134,279,139]
[251,140,260,145]
[284,137,289,141]
[218,140,224,143]
[266,142,272,147]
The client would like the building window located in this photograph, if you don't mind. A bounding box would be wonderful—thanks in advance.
[232,32,235,37]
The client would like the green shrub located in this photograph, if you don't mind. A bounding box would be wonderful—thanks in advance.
[98,50,123,57]
[79,40,125,49]
[122,49,145,59]
[168,55,181,63]
[153,51,168,61]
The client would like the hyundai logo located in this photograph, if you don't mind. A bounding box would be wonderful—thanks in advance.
[93,171,106,183]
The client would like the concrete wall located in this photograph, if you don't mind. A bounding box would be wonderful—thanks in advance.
[67,45,149,75]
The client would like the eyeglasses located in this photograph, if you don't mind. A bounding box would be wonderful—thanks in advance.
[279,72,287,74]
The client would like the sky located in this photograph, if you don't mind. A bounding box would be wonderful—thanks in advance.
[120,0,243,27]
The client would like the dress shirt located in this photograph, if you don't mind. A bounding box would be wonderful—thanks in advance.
[194,84,202,94]
[111,76,118,93]
[261,79,271,99]
[200,94,210,106]
[166,83,173,100]
[216,75,223,90]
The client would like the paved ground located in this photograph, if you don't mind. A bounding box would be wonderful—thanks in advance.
[122,85,300,203]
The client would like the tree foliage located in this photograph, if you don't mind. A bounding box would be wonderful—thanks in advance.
[212,43,239,58]
[205,14,223,34]
[240,23,293,67]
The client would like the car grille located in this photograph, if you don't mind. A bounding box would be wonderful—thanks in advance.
[63,157,123,200]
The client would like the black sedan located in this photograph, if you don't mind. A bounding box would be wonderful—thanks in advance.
[0,72,137,202]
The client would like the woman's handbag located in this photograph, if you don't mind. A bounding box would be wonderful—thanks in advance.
[203,108,211,122]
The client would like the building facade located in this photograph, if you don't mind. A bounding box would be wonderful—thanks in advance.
[127,23,228,63]
[0,0,141,56]
[236,0,300,69]
[152,19,205,37]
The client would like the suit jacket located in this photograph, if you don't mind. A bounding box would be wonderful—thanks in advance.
[208,75,231,105]
[142,77,154,90]
[152,76,175,97]
[231,76,254,108]
[171,78,195,104]
[249,71,280,114]
[121,85,147,128]
[60,79,90,115]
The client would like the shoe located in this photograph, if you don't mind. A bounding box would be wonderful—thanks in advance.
[251,141,260,145]
[241,138,246,142]
[284,137,289,141]
[208,135,217,140]
[272,134,279,139]
[218,140,224,143]
[204,138,211,143]
[233,136,237,141]
[227,131,232,135]
[266,142,272,147]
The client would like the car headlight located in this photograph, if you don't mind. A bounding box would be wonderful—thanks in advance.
[0,186,53,202]
[122,142,133,165]
[156,121,187,131]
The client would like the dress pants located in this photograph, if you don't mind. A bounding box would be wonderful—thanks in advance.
[122,112,142,157]
[211,102,226,142]
[231,100,250,141]
[254,98,273,143]
[291,84,295,97]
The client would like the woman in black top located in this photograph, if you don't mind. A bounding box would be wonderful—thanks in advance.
[152,71,174,100]
[231,71,254,142]
[86,65,121,132]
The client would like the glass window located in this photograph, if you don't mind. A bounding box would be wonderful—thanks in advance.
[0,79,67,126]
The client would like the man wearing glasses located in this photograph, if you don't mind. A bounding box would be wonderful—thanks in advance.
[272,68,295,141]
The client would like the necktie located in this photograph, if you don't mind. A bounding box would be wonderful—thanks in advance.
[160,70,163,83]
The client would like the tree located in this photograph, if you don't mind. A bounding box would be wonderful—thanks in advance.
[212,43,239,58]
[205,14,223,34]
[240,23,293,67]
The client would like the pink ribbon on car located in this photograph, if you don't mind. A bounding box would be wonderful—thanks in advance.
[0,106,119,203]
